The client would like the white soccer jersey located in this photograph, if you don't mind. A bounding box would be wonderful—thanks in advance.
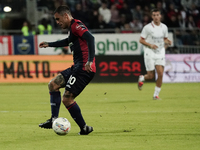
[141,21,168,58]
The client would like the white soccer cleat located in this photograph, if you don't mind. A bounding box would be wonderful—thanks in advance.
[153,96,161,100]
[138,75,144,90]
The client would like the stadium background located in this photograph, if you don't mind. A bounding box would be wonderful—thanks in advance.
[0,1,200,150]
[0,0,200,83]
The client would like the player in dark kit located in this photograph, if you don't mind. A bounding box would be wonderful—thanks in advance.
[38,5,96,135]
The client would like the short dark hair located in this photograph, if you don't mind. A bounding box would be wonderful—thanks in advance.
[151,8,161,14]
[54,5,71,16]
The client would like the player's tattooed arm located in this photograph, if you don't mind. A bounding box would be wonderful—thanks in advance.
[54,74,66,87]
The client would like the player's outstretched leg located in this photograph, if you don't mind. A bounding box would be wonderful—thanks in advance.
[66,101,93,135]
[39,74,64,129]
[39,91,61,129]
[63,90,93,135]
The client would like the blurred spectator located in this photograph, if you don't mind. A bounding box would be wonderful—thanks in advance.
[119,2,132,22]
[72,3,89,27]
[131,5,143,21]
[114,27,121,33]
[89,0,101,10]
[54,0,66,9]
[142,15,150,26]
[179,5,187,20]
[98,0,111,24]
[156,1,167,17]
[167,3,179,21]
[168,15,180,28]
[181,0,199,10]
[109,0,124,10]
[92,15,108,32]
[143,5,151,18]
[21,21,36,36]
[186,15,196,29]
[64,0,80,12]
[121,23,133,33]
[118,14,127,29]
[177,14,186,28]
[21,21,30,36]
[130,18,143,32]
[188,3,199,22]
[79,0,93,12]
[38,18,52,34]
[110,4,120,28]
[89,9,99,29]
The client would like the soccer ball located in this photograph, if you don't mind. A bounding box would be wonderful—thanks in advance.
[52,117,71,135]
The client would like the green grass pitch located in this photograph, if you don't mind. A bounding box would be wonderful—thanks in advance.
[0,82,200,150]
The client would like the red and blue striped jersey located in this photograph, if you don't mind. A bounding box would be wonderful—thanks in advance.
[69,19,96,72]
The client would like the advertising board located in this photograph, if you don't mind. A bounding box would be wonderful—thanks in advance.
[94,33,142,55]
[37,34,142,55]
[13,36,36,55]
[0,55,73,83]
[163,54,200,82]
[0,36,13,55]
[1,33,173,56]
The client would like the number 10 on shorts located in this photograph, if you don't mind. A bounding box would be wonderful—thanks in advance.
[67,75,76,85]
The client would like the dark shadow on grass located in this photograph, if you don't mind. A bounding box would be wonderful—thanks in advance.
[91,129,200,137]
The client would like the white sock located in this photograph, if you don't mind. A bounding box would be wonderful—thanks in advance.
[139,75,145,82]
[153,86,161,97]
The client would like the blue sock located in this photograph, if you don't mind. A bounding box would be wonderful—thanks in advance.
[50,91,61,118]
[67,102,86,129]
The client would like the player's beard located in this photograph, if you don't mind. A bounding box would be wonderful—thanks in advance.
[60,24,67,29]
[154,18,160,24]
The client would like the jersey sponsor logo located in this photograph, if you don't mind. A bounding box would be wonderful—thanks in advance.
[76,24,81,30]
[76,23,86,30]
[79,24,86,30]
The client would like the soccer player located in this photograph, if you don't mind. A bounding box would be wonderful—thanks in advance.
[138,8,171,100]
[38,5,96,135]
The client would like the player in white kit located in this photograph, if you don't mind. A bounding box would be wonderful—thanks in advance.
[138,8,171,100]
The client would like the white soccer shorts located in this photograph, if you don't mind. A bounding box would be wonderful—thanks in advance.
[144,56,165,71]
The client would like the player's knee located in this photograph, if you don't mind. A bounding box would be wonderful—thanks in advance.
[62,97,74,107]
[157,73,163,79]
[48,80,55,92]
[62,91,74,106]
[62,99,74,107]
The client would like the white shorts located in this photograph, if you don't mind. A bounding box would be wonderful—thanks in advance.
[144,56,165,71]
